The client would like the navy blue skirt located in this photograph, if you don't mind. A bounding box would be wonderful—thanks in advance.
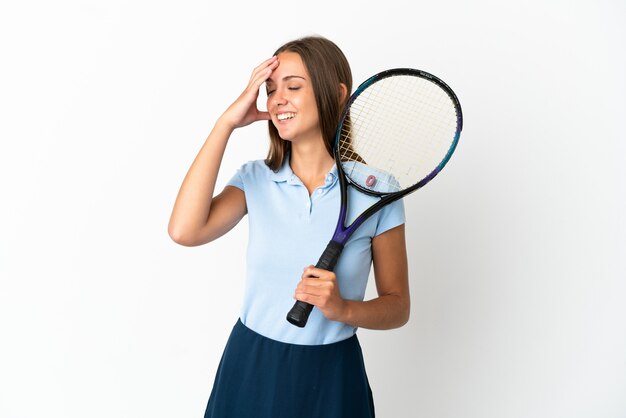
[204,319,375,418]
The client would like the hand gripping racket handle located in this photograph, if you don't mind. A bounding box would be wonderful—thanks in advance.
[286,240,345,327]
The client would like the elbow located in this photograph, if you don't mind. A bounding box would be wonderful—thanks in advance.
[399,304,410,327]
[396,295,411,328]
[393,309,410,329]
[168,222,198,247]
[168,221,218,247]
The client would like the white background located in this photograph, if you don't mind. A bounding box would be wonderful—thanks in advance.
[1,1,625,417]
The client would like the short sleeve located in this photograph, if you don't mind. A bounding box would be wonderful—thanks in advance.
[374,199,405,236]
[225,165,245,191]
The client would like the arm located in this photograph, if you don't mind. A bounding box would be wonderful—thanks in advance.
[167,122,245,247]
[168,56,279,247]
[295,224,410,330]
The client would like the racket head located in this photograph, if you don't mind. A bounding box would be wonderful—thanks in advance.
[335,68,463,197]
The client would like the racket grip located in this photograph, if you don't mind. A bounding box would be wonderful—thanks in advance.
[286,240,344,327]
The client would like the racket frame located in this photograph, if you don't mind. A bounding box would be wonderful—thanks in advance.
[332,68,463,243]
[286,67,463,327]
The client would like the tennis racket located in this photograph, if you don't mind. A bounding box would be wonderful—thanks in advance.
[286,68,463,327]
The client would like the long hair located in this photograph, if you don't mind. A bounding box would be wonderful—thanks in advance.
[265,36,353,171]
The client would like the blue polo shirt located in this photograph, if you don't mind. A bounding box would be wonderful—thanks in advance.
[226,157,405,345]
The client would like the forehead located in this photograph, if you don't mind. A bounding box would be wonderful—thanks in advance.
[267,51,309,83]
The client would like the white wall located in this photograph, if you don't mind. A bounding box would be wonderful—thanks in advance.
[1,1,624,417]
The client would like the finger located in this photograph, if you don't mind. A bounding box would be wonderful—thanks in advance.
[240,68,274,105]
[295,285,318,297]
[294,291,318,305]
[303,266,335,281]
[251,56,278,76]
[295,290,332,309]
[304,276,333,285]
[295,286,326,302]
[297,279,324,291]
[254,62,279,90]
[248,57,279,88]
[302,265,320,279]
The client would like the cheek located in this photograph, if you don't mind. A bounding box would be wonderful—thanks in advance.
[308,107,320,125]
[300,97,317,119]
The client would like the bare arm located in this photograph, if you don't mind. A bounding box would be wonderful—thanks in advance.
[295,224,410,330]
[168,56,279,246]
[348,224,410,329]
[167,122,244,246]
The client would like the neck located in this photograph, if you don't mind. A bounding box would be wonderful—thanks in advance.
[289,141,334,194]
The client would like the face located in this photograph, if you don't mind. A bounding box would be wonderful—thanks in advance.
[266,52,321,143]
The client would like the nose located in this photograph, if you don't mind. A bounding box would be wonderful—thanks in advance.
[270,90,287,108]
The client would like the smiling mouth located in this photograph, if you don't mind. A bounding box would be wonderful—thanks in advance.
[277,112,296,121]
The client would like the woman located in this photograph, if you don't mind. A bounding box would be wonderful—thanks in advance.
[168,36,410,418]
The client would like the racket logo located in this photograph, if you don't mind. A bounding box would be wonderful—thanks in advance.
[365,175,377,188]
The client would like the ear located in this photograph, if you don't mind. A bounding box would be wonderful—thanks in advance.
[339,83,348,104]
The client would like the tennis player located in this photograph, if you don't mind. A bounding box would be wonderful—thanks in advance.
[168,35,410,418]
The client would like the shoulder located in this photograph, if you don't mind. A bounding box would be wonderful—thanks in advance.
[375,198,406,236]
[230,159,274,187]
[236,159,272,177]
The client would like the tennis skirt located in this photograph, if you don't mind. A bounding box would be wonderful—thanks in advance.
[204,319,375,418]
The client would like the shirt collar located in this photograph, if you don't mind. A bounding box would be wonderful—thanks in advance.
[268,156,293,183]
[269,154,339,187]
[325,164,338,185]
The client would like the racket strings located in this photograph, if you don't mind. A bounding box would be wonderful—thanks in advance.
[339,74,459,192]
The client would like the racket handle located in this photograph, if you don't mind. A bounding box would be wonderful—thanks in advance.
[286,240,344,327]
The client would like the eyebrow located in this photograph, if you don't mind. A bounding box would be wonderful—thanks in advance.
[266,75,306,84]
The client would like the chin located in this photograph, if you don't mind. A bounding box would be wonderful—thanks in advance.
[277,131,295,141]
